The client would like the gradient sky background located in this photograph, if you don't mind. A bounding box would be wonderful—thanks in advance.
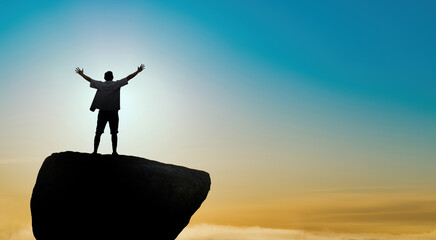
[1,0,436,239]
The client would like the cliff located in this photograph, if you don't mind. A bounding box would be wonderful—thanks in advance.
[31,152,211,240]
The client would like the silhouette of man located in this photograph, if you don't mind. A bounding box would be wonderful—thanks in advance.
[75,64,145,155]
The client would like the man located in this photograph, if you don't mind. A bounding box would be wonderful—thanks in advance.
[75,64,145,155]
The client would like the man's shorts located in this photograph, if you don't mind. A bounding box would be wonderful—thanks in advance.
[96,110,119,135]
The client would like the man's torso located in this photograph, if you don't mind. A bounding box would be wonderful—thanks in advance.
[90,78,128,111]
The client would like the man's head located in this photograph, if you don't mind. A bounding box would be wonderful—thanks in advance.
[104,71,114,81]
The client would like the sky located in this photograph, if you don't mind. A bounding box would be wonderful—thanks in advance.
[1,0,436,239]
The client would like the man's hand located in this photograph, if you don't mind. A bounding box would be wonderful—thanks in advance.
[127,64,146,81]
[75,67,92,82]
[75,67,84,75]
[137,64,145,73]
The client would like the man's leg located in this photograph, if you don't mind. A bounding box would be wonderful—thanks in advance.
[111,134,118,155]
[93,133,102,154]
[94,111,107,154]
[108,111,120,155]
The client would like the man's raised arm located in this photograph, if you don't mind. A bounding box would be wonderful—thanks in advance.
[126,64,145,81]
[75,67,92,82]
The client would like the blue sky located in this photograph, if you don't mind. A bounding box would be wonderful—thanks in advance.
[147,1,436,103]
[1,0,435,109]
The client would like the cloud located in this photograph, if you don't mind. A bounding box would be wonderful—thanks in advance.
[1,227,33,240]
[4,224,436,240]
[177,224,436,240]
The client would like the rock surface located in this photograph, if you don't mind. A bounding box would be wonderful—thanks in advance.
[31,152,211,240]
